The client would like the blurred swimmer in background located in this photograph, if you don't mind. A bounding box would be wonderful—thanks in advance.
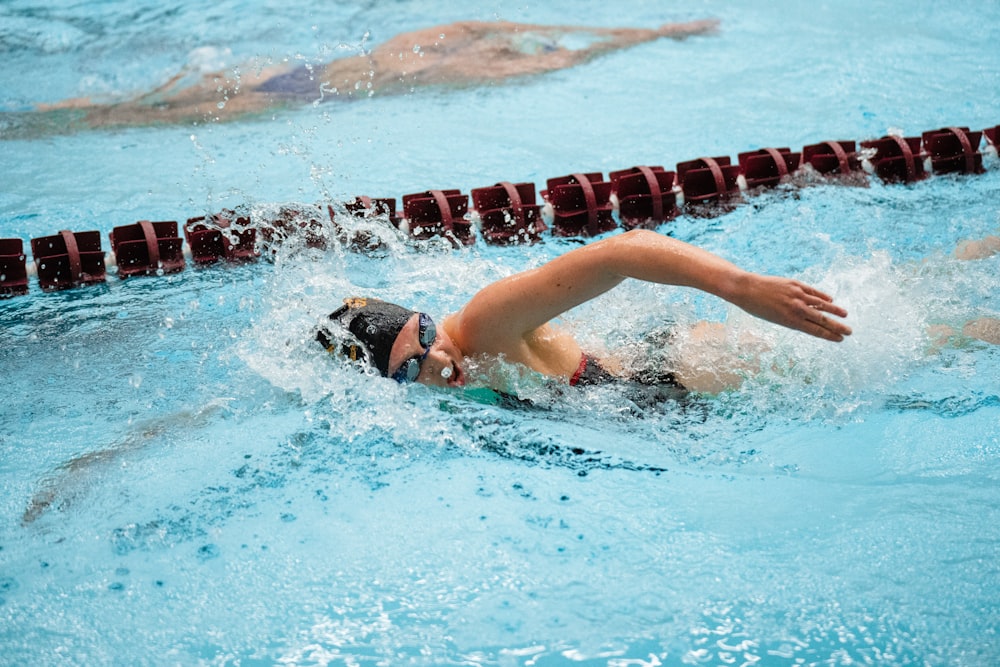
[21,19,718,132]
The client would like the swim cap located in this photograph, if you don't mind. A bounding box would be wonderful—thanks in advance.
[316,297,416,377]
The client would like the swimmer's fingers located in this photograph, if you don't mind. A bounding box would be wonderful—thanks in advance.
[799,290,853,341]
[799,284,849,319]
[802,312,853,342]
[739,276,851,342]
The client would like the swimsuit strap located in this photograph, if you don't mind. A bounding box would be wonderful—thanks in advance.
[569,353,619,387]
[569,353,589,386]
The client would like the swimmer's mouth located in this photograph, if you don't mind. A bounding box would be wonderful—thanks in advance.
[449,362,465,387]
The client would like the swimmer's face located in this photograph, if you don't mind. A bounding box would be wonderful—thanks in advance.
[387,313,466,387]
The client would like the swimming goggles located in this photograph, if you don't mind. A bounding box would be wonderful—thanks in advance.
[391,313,437,383]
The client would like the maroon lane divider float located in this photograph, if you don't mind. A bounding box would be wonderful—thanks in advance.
[542,173,616,237]
[922,127,983,175]
[676,156,741,210]
[738,148,802,189]
[31,230,106,291]
[402,189,473,246]
[1,121,996,298]
[0,239,29,297]
[110,220,186,278]
[861,135,926,183]
[802,140,861,176]
[609,166,679,230]
[185,210,258,264]
[471,182,546,245]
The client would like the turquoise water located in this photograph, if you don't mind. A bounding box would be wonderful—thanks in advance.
[2,1,1000,665]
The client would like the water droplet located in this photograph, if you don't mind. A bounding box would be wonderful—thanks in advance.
[197,544,220,561]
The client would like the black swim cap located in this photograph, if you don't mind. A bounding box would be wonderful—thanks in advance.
[316,297,416,377]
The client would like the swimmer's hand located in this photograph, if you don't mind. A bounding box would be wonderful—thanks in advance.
[730,274,852,342]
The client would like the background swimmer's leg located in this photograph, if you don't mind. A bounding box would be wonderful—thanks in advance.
[962,318,1000,345]
[919,235,1000,348]
[30,58,296,131]
[671,321,766,393]
[926,318,1000,349]
[954,234,1000,261]
[21,399,232,525]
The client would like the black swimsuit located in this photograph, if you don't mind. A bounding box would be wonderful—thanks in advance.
[569,353,685,390]
[255,66,323,99]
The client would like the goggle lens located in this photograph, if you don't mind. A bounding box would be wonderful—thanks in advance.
[391,313,437,383]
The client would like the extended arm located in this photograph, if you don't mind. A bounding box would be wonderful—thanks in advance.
[457,229,851,352]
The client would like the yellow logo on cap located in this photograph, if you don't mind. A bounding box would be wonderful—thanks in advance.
[343,297,369,308]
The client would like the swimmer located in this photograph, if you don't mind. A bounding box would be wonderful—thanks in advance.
[316,229,854,395]
[317,228,1000,395]
[23,19,719,133]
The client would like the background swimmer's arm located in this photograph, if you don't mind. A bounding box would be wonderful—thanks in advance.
[525,19,720,68]
[38,59,296,129]
[363,19,718,90]
[457,229,851,350]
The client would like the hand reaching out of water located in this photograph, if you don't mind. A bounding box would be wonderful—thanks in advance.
[730,274,853,342]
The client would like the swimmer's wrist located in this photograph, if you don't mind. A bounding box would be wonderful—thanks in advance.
[715,268,755,305]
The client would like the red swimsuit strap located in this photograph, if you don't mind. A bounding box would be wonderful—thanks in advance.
[569,353,589,386]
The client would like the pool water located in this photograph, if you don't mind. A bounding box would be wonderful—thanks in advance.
[2,1,999,665]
